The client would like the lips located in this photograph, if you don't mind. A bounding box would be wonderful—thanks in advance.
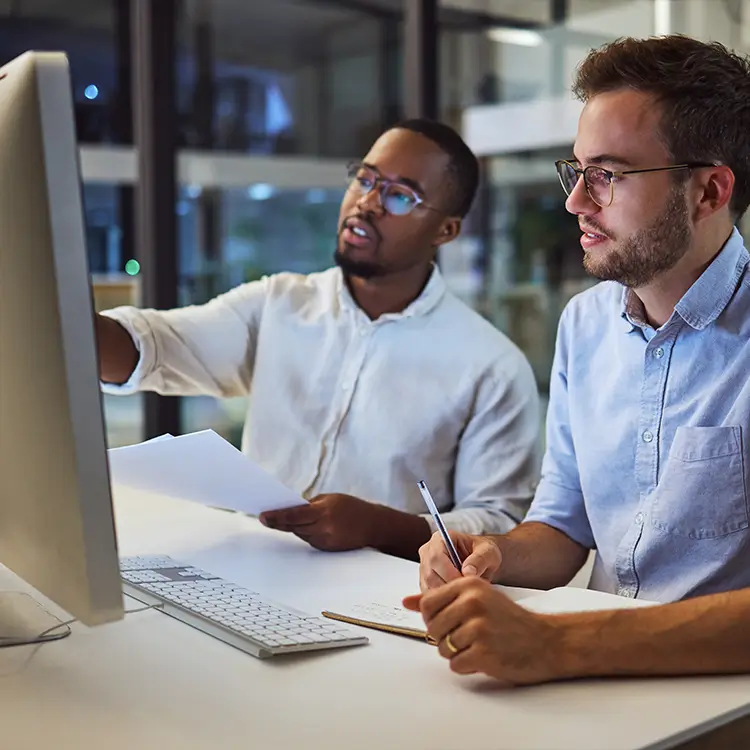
[580,225,610,241]
[341,216,380,248]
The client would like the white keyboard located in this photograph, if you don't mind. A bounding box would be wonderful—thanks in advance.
[119,555,369,659]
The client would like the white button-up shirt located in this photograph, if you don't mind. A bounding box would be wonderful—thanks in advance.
[102,266,540,534]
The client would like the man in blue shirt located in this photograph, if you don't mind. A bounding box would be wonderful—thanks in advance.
[407,34,750,685]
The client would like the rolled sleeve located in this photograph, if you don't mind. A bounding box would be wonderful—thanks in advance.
[100,308,156,395]
[99,278,268,399]
[523,304,595,549]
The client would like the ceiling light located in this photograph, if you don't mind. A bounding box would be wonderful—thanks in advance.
[487,27,543,47]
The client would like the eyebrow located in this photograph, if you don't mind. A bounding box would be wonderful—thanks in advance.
[572,153,636,168]
[362,161,426,195]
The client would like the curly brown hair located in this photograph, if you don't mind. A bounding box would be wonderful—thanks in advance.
[573,35,750,220]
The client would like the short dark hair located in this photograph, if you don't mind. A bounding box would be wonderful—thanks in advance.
[572,34,750,221]
[392,118,479,218]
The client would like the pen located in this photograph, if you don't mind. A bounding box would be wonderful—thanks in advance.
[417,480,463,571]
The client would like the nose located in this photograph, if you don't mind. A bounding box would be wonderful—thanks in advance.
[565,174,600,216]
[356,184,386,216]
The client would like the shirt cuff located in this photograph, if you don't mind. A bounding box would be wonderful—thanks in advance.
[99,308,153,394]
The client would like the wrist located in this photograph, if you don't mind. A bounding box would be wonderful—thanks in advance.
[369,504,431,560]
[547,611,617,681]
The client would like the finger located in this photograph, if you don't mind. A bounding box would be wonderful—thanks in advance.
[307,494,332,505]
[436,621,473,660]
[422,535,463,589]
[446,644,484,676]
[420,564,447,593]
[260,503,320,531]
[417,577,467,622]
[427,599,473,644]
[402,594,422,611]
[461,539,501,579]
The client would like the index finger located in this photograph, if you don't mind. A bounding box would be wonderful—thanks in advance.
[417,577,467,623]
[260,503,320,530]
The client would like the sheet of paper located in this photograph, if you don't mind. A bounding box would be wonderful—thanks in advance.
[107,429,304,515]
[516,586,659,614]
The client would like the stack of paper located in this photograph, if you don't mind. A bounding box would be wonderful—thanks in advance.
[107,429,304,515]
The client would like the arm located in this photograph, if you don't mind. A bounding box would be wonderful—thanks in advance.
[406,577,750,686]
[96,313,139,384]
[557,587,750,679]
[489,521,589,590]
[99,278,268,398]
[418,304,595,590]
[438,353,541,536]
[494,301,595,586]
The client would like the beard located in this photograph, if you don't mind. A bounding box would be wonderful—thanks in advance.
[584,187,692,288]
[333,248,387,280]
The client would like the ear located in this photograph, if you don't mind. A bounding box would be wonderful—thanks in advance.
[433,217,462,248]
[692,165,735,223]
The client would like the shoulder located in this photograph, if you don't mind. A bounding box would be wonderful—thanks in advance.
[558,280,623,337]
[262,267,340,298]
[435,292,536,385]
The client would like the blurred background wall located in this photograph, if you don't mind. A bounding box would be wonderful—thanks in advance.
[3,0,749,447]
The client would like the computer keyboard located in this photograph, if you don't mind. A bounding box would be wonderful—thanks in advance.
[119,555,369,659]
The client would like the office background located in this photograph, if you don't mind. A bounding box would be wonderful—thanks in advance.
[4,0,749,448]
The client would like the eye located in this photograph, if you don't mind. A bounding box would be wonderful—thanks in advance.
[384,187,418,215]
[356,173,375,190]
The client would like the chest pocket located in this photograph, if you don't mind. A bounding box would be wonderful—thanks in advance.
[651,426,748,539]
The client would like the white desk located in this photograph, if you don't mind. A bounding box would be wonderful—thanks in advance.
[2,489,750,750]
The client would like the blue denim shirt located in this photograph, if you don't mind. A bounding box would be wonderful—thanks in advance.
[525,227,750,602]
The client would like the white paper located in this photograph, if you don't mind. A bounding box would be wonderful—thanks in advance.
[517,587,659,614]
[107,429,304,515]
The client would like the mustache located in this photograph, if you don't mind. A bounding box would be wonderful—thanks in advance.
[580,219,614,239]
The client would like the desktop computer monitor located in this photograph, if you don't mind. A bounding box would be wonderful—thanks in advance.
[0,50,124,639]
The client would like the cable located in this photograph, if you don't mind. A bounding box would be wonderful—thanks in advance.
[0,601,164,678]
[0,601,163,647]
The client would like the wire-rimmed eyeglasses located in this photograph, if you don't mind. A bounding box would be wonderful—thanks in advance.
[346,161,442,217]
[555,159,716,207]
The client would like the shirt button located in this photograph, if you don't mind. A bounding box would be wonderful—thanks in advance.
[635,512,644,524]
[654,347,664,359]
[341,383,350,391]
[642,430,654,443]
[359,328,368,337]
[619,589,633,598]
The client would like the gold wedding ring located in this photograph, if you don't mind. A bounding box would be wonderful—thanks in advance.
[444,633,459,654]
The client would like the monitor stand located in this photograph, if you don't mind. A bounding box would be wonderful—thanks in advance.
[0,592,71,647]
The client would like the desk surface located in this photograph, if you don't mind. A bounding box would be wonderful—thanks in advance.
[2,489,749,750]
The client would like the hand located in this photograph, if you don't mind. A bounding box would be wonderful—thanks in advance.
[259,493,378,552]
[403,577,565,686]
[418,531,502,592]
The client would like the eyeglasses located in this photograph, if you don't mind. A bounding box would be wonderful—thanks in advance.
[554,159,716,207]
[346,161,441,217]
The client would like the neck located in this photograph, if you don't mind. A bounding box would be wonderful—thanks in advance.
[345,264,434,320]
[633,224,734,329]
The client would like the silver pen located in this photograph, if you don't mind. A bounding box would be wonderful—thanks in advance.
[417,480,462,571]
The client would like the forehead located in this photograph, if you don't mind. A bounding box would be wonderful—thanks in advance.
[574,88,669,165]
[363,129,451,193]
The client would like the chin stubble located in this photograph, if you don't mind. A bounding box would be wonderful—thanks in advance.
[584,188,691,288]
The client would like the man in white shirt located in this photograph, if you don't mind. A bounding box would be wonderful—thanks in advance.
[96,118,540,560]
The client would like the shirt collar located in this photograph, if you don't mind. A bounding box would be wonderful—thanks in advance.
[336,264,447,321]
[674,227,749,330]
[619,226,749,332]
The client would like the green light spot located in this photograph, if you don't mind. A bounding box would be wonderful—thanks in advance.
[125,259,140,276]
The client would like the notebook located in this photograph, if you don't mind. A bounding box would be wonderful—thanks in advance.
[322,602,438,644]
[321,587,658,644]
